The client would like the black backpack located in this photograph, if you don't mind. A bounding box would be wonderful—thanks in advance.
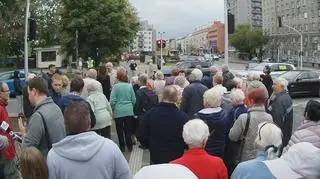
[141,89,159,112]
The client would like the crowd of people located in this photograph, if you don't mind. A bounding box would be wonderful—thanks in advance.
[0,60,319,179]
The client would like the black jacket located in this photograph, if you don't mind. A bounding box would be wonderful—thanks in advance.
[23,84,34,121]
[180,81,208,117]
[261,74,273,97]
[97,75,111,100]
[136,103,189,164]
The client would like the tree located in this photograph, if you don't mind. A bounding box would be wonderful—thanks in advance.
[230,25,268,60]
[59,0,139,65]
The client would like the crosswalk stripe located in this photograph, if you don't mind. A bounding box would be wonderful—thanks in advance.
[128,145,144,174]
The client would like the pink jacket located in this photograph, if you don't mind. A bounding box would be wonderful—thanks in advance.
[284,121,320,153]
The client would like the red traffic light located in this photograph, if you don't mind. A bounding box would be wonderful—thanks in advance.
[156,40,166,48]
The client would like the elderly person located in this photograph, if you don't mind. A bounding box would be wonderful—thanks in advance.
[194,89,227,157]
[244,72,266,108]
[268,77,293,148]
[223,89,248,175]
[173,76,188,107]
[202,66,218,89]
[180,69,208,117]
[110,70,136,152]
[229,80,272,163]
[171,119,228,179]
[211,74,227,95]
[137,86,189,164]
[105,62,117,86]
[283,99,320,152]
[222,64,234,87]
[81,69,102,99]
[87,80,113,139]
[153,71,166,100]
[231,122,283,179]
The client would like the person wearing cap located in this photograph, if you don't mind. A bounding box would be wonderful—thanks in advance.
[134,164,197,179]
[231,122,283,179]
[268,77,293,149]
[283,99,320,152]
[263,142,320,179]
[180,69,208,117]
[171,119,228,179]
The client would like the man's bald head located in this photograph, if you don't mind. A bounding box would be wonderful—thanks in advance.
[64,101,91,134]
[162,85,178,103]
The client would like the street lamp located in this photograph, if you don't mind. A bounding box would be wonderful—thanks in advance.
[224,0,229,65]
[24,0,30,78]
[158,32,165,67]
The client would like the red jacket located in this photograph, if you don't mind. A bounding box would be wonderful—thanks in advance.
[171,148,228,179]
[0,101,16,160]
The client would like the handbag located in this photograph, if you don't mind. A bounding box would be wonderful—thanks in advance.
[234,112,251,165]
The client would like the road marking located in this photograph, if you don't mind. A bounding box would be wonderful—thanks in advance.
[128,145,144,174]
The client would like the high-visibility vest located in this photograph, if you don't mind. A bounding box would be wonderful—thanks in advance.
[87,60,94,68]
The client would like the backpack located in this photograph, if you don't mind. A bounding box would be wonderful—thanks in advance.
[140,88,159,112]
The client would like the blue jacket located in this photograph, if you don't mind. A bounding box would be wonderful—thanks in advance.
[48,89,61,104]
[195,108,227,157]
[224,104,248,130]
[137,102,189,164]
[57,94,96,129]
[231,152,275,179]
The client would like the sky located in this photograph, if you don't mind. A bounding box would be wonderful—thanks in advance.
[129,0,224,39]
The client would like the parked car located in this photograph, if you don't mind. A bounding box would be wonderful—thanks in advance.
[162,60,213,77]
[235,63,296,79]
[0,70,39,96]
[280,70,320,97]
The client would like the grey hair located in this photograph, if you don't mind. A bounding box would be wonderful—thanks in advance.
[138,73,148,85]
[255,122,283,160]
[203,89,222,108]
[27,73,36,80]
[155,71,164,80]
[247,72,261,81]
[247,80,269,99]
[86,80,102,93]
[233,77,243,87]
[230,89,245,104]
[191,69,203,81]
[274,77,288,88]
[162,85,178,103]
[86,69,98,79]
[221,64,229,71]
[183,119,209,148]
[174,76,187,88]
[210,66,218,73]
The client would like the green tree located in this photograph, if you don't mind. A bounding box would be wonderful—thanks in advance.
[59,0,139,64]
[230,25,268,59]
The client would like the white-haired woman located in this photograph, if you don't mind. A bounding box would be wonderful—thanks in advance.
[171,119,228,179]
[87,80,113,139]
[82,69,102,99]
[231,122,283,179]
[173,76,188,107]
[153,71,166,100]
[194,89,227,158]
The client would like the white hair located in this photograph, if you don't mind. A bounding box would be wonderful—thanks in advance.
[274,77,288,87]
[203,89,222,108]
[221,64,229,71]
[255,122,283,160]
[210,66,218,73]
[86,80,102,93]
[191,69,203,81]
[27,73,36,80]
[247,72,261,81]
[183,119,209,148]
[230,89,245,104]
[247,80,269,99]
[233,77,243,87]
[174,76,187,88]
[86,69,97,79]
[155,71,164,80]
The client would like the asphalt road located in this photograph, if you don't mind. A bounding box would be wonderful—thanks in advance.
[7,59,320,174]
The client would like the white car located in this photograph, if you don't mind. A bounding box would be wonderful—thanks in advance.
[235,63,296,80]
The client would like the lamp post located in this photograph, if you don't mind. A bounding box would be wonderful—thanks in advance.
[24,0,30,78]
[158,32,165,69]
[224,0,229,65]
[283,24,303,69]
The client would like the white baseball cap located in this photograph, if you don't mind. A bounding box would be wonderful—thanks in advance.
[263,142,320,179]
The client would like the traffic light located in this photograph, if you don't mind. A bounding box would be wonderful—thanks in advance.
[228,13,235,34]
[156,40,166,48]
[278,16,282,28]
[28,18,36,41]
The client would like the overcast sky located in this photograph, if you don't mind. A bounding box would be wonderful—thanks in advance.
[129,0,224,39]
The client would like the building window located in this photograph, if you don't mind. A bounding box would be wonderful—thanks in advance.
[41,51,56,62]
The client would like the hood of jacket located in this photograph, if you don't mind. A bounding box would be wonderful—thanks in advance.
[60,94,84,104]
[196,108,223,121]
[51,131,105,162]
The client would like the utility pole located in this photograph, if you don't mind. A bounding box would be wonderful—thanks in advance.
[158,32,165,68]
[283,25,303,69]
[24,0,30,78]
[224,0,229,65]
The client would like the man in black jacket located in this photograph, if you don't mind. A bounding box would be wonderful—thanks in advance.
[13,71,23,113]
[260,65,273,97]
[137,86,189,164]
